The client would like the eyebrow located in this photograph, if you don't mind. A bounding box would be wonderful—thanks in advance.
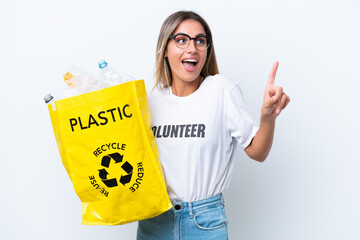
[175,32,207,37]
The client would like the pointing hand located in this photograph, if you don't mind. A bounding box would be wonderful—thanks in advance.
[261,61,290,119]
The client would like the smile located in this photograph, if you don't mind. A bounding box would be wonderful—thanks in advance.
[182,59,198,71]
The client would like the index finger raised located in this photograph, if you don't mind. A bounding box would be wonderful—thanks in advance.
[267,61,279,86]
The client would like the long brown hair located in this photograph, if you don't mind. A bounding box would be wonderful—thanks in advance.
[154,11,219,89]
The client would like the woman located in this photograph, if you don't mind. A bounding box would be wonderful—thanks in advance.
[137,10,290,240]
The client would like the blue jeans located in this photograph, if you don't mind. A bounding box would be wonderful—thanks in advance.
[137,193,228,240]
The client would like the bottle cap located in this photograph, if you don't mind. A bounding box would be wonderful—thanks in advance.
[98,60,108,69]
[43,94,54,103]
[63,72,75,87]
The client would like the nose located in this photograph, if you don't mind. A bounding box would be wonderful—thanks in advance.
[187,39,197,53]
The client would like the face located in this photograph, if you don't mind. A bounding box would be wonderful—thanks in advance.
[165,19,208,87]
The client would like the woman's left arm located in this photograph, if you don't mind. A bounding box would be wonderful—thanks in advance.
[245,61,290,162]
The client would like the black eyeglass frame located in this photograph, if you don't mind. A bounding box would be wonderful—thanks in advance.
[169,33,212,50]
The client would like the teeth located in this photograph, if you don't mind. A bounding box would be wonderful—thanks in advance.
[182,59,197,63]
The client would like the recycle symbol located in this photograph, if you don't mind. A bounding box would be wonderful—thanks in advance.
[98,153,133,188]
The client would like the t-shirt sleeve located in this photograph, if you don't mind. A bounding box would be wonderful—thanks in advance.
[225,84,259,149]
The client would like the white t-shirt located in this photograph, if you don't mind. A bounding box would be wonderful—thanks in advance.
[148,74,259,202]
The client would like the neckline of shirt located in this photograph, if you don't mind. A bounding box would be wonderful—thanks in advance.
[166,76,210,102]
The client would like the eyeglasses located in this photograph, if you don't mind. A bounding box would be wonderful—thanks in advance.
[169,33,211,51]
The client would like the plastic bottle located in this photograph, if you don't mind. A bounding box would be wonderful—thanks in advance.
[60,72,81,99]
[43,93,56,110]
[60,66,101,99]
[97,60,124,88]
[73,69,99,93]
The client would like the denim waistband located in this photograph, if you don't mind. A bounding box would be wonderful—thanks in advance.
[170,193,224,218]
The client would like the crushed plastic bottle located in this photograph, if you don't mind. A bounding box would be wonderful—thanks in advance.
[46,61,136,102]
[97,60,123,88]
[60,71,81,99]
[97,60,135,88]
[76,72,99,94]
[59,66,101,100]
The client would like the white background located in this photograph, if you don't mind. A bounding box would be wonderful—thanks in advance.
[1,0,359,239]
